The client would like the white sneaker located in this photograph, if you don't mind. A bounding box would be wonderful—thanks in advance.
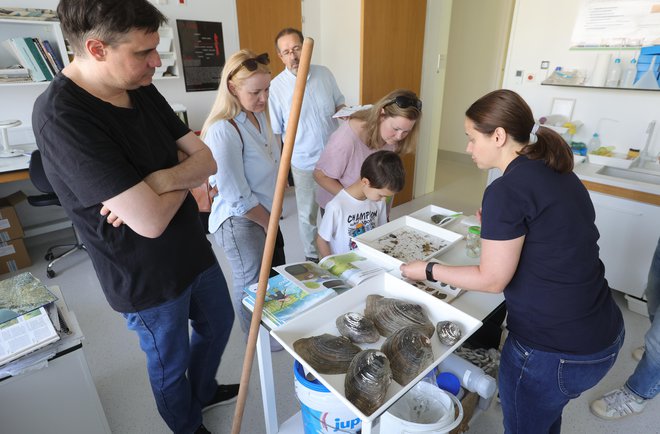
[590,387,647,420]
[632,346,645,362]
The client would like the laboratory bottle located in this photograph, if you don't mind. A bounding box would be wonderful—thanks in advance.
[620,57,637,88]
[588,133,601,153]
[439,353,497,399]
[465,226,481,258]
[605,57,622,87]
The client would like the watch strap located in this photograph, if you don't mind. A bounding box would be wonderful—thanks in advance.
[425,262,437,282]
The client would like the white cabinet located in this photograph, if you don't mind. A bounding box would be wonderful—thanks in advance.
[590,191,660,297]
[0,18,70,85]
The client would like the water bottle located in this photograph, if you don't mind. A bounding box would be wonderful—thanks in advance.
[605,57,622,87]
[439,353,497,399]
[620,57,637,88]
[588,132,601,153]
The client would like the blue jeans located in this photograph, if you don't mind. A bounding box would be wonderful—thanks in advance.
[123,262,234,434]
[499,326,624,434]
[626,237,660,400]
[215,216,285,335]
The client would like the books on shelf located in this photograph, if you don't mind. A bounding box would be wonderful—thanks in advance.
[2,37,64,82]
[0,306,60,367]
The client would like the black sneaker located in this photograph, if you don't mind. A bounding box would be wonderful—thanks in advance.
[195,424,211,434]
[202,384,240,412]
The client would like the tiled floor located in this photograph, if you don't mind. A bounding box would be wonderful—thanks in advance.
[14,155,658,433]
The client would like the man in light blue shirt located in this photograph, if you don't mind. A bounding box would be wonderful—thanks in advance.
[269,28,345,262]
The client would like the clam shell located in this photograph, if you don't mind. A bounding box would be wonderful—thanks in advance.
[381,325,434,385]
[336,312,380,343]
[293,334,361,374]
[364,294,435,338]
[436,320,462,346]
[345,349,392,416]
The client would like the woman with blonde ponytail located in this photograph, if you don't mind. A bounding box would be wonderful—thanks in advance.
[202,49,286,341]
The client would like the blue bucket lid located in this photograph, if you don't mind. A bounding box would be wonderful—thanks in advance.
[436,372,461,396]
[294,360,329,393]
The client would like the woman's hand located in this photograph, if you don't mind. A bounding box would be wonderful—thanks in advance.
[399,260,428,281]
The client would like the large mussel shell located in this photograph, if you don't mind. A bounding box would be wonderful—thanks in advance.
[345,349,392,416]
[293,334,361,374]
[336,312,380,343]
[381,325,434,385]
[436,320,462,346]
[364,294,434,338]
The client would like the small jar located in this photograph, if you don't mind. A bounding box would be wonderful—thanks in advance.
[466,226,481,258]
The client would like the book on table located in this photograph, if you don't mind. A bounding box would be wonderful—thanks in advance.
[0,305,60,367]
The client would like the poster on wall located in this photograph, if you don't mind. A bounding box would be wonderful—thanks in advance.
[571,0,660,48]
[176,19,225,92]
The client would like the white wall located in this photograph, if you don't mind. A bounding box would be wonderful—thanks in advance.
[503,0,660,157]
[303,0,360,106]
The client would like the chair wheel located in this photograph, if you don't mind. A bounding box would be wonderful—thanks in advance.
[47,269,56,278]
[45,252,54,261]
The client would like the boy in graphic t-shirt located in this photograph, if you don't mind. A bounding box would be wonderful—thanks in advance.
[317,151,405,258]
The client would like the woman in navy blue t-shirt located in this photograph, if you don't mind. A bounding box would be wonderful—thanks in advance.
[401,89,623,434]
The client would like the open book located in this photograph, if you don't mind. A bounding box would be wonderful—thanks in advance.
[0,306,60,367]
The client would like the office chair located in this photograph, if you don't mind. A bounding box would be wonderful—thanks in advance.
[27,150,86,278]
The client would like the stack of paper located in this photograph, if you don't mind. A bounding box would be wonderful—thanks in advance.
[0,272,60,367]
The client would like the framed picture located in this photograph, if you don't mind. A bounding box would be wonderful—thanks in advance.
[176,19,225,92]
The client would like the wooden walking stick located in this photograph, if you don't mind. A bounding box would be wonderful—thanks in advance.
[231,37,314,434]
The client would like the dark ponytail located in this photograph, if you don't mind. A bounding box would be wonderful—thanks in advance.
[466,89,574,173]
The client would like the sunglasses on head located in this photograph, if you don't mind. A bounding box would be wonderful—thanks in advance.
[228,53,270,80]
[385,95,422,111]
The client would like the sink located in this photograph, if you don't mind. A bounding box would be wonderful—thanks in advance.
[597,165,660,186]
[635,160,660,173]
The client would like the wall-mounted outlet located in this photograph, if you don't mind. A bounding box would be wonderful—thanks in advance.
[514,69,524,84]
[540,60,550,70]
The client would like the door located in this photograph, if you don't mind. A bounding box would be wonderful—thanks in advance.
[361,0,427,205]
[235,0,302,76]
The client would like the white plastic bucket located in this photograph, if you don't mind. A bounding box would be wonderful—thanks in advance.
[380,381,463,434]
[293,360,361,433]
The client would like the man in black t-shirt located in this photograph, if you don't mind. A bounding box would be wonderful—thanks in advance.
[32,2,236,433]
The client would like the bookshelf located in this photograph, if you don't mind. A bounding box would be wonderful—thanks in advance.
[155,25,178,79]
[0,18,70,85]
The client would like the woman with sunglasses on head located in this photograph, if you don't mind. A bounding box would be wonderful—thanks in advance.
[201,50,286,340]
[400,89,624,434]
[313,89,421,213]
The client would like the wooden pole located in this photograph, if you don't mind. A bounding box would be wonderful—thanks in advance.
[231,37,314,434]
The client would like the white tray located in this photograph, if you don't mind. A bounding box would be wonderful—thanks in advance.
[353,216,463,269]
[408,205,461,227]
[588,153,638,169]
[271,273,482,423]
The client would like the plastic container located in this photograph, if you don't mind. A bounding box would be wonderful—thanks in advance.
[380,381,463,434]
[620,57,637,88]
[439,353,497,399]
[465,226,481,258]
[634,56,660,89]
[588,133,601,153]
[605,57,622,87]
[293,361,361,434]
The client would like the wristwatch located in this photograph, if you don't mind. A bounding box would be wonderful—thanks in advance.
[425,262,437,282]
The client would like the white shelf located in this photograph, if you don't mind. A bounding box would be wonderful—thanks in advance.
[0,18,70,86]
